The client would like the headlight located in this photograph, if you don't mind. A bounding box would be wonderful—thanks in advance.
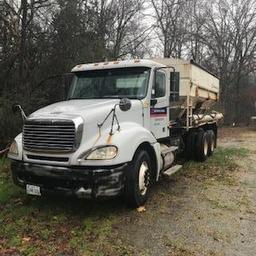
[9,141,18,156]
[85,146,118,160]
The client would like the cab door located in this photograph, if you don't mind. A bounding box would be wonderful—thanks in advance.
[150,70,169,139]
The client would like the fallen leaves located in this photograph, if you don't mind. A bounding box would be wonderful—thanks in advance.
[136,206,146,213]
[22,237,31,244]
[0,248,20,256]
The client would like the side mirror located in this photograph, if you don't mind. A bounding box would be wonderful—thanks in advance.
[119,98,132,112]
[150,99,157,106]
[12,104,22,114]
[12,104,27,121]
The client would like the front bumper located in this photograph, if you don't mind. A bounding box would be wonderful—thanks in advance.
[11,160,128,198]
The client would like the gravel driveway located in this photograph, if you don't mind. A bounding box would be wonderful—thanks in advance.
[115,128,256,256]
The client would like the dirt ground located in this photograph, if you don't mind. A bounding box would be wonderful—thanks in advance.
[1,127,256,256]
[115,127,256,256]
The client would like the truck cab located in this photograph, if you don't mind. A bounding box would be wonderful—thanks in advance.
[8,59,223,207]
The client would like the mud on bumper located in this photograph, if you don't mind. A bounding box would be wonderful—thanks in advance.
[11,161,128,198]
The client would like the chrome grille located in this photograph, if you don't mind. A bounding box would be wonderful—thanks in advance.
[23,120,76,152]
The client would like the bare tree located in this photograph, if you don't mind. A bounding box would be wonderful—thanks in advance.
[107,0,148,59]
[184,0,207,63]
[198,0,256,123]
[151,0,188,58]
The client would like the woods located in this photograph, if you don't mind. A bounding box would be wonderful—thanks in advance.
[1,0,256,148]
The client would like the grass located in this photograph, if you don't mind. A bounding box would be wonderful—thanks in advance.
[184,147,248,169]
[0,157,132,256]
[0,158,21,204]
[178,147,249,185]
[163,234,203,256]
[0,195,131,255]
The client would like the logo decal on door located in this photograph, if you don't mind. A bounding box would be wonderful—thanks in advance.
[150,107,167,118]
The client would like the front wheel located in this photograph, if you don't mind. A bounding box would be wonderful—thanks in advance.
[125,150,152,208]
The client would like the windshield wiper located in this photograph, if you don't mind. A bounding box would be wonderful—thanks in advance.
[101,95,121,99]
[67,97,103,100]
[101,95,140,100]
[67,96,140,100]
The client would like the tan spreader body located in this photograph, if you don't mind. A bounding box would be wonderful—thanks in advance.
[153,58,222,127]
[154,58,219,98]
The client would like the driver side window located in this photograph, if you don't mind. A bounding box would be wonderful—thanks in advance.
[153,71,166,98]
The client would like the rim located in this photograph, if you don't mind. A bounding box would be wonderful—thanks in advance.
[203,138,208,156]
[210,137,214,152]
[138,161,150,196]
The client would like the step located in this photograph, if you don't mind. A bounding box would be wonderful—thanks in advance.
[163,165,183,177]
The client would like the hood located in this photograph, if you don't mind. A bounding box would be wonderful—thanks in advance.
[30,99,120,119]
[29,99,144,129]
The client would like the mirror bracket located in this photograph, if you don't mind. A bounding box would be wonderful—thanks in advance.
[98,98,132,136]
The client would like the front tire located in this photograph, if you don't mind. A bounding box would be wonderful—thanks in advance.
[125,150,152,208]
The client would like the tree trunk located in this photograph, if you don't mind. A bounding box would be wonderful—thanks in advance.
[19,0,28,86]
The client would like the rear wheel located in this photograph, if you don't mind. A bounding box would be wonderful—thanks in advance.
[207,130,215,156]
[185,130,197,160]
[195,129,209,162]
[125,150,152,208]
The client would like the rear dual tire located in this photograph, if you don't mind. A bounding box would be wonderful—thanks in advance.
[191,129,216,162]
[207,130,215,156]
[195,129,209,161]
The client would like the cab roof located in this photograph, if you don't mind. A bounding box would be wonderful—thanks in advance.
[71,59,162,72]
[71,58,218,78]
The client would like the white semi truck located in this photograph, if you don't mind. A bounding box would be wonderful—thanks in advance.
[8,58,223,207]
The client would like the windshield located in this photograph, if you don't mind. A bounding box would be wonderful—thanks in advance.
[68,67,151,100]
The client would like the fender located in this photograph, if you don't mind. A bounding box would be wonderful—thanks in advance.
[111,123,162,180]
[74,122,161,169]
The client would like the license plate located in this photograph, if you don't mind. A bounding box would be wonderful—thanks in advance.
[26,184,41,196]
